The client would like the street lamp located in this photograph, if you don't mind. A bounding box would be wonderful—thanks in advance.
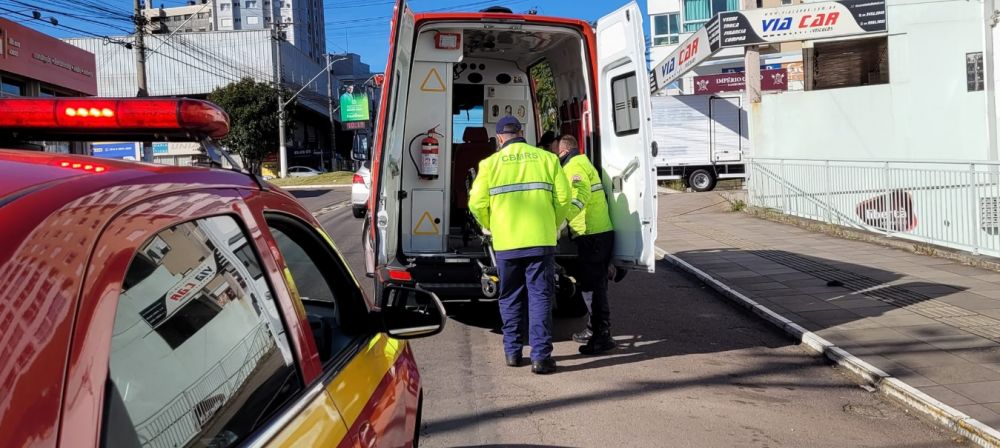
[277,53,348,178]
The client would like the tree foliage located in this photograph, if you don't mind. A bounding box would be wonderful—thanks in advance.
[530,62,558,133]
[207,78,295,175]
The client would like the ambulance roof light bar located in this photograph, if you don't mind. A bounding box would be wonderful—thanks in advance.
[0,98,230,139]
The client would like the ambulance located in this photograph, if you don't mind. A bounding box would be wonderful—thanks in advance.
[364,1,658,304]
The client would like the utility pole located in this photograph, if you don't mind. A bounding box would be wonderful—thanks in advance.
[274,24,288,178]
[133,0,153,162]
[327,53,336,171]
[984,0,999,165]
[742,0,761,104]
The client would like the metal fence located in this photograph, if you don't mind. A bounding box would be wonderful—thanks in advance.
[133,323,277,448]
[747,157,1000,258]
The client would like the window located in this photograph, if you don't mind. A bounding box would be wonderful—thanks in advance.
[266,215,368,365]
[38,87,57,98]
[246,0,257,7]
[652,13,680,46]
[781,0,794,4]
[808,36,889,91]
[220,3,229,9]
[611,72,640,136]
[196,12,205,18]
[183,13,192,19]
[247,16,260,24]
[104,216,300,448]
[1,78,24,97]
[235,17,242,24]
[683,0,739,32]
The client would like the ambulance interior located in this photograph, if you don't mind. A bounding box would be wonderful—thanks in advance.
[399,23,591,257]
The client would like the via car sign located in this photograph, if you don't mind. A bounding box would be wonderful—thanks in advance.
[650,0,886,93]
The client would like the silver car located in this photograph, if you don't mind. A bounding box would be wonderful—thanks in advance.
[352,161,371,218]
[288,166,324,177]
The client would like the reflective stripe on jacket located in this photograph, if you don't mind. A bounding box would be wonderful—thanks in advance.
[468,141,571,251]
[562,154,614,237]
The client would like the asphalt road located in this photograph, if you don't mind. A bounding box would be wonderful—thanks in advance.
[295,188,963,448]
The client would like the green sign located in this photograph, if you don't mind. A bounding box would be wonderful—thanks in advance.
[340,91,370,123]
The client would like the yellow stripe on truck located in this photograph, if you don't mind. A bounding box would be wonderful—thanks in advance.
[326,334,405,428]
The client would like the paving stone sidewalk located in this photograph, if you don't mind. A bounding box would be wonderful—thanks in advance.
[659,190,1000,432]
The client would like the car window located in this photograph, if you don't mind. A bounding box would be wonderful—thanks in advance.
[266,214,369,366]
[103,216,300,448]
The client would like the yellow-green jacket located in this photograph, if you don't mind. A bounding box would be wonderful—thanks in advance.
[468,140,571,251]
[562,154,614,237]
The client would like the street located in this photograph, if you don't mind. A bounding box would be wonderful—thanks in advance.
[295,188,962,448]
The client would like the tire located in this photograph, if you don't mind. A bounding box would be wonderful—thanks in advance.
[352,206,366,219]
[688,169,716,192]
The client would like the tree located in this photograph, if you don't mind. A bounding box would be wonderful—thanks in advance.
[207,78,295,175]
[530,62,558,133]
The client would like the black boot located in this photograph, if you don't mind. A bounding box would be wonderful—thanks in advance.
[505,353,524,367]
[531,357,557,374]
[579,332,615,355]
[572,327,593,344]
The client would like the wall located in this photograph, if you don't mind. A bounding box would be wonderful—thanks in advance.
[754,0,989,161]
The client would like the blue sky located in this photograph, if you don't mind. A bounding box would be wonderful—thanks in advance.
[6,0,649,72]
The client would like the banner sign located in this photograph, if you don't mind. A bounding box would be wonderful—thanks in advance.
[91,142,138,160]
[717,0,886,48]
[722,64,781,73]
[650,0,887,93]
[694,69,789,94]
[649,15,721,92]
[340,89,370,122]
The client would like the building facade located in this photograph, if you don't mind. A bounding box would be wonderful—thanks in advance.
[144,0,326,64]
[0,17,97,154]
[67,30,332,168]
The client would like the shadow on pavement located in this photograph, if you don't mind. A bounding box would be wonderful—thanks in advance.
[289,189,334,199]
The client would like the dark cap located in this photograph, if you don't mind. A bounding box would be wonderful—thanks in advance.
[495,115,522,135]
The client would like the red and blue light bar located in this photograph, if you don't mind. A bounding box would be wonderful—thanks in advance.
[0,98,230,139]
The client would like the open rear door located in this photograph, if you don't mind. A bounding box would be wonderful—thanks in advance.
[596,2,657,272]
[366,0,415,276]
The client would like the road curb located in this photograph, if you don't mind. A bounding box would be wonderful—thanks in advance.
[657,247,1000,448]
[274,184,351,190]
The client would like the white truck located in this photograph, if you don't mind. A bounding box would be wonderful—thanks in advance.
[651,94,749,192]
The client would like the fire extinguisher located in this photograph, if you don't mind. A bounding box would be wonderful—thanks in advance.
[409,126,443,180]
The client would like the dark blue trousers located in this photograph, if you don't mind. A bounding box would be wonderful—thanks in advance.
[496,253,555,361]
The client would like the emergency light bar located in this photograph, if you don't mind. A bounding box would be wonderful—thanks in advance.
[0,98,230,139]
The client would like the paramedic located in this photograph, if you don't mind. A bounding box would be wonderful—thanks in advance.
[469,116,571,374]
[555,134,617,355]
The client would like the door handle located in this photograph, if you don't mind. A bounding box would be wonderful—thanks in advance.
[612,158,639,193]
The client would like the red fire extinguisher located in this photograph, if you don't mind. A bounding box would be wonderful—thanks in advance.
[410,127,443,180]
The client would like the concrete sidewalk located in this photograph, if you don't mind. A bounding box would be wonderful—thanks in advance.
[660,191,1000,446]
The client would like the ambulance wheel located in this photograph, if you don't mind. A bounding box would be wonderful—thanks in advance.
[688,169,716,192]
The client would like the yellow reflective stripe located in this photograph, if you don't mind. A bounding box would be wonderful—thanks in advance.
[590,183,604,192]
[325,334,405,429]
[268,392,348,447]
[571,199,584,209]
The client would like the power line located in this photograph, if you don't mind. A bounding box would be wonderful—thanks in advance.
[0,0,134,33]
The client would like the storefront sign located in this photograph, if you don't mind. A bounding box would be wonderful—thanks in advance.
[343,121,367,130]
[855,190,917,232]
[717,0,886,48]
[91,142,139,160]
[650,0,886,93]
[721,64,781,73]
[693,69,789,94]
[153,142,169,154]
[650,15,722,92]
[0,18,97,95]
[783,62,805,82]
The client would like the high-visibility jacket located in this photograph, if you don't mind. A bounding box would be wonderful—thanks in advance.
[562,154,614,237]
[468,141,571,252]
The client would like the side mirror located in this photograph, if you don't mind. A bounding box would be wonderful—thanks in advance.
[379,285,446,339]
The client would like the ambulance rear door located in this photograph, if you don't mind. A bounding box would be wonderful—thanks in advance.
[595,2,657,272]
[366,0,415,276]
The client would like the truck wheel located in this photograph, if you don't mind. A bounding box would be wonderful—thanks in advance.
[688,169,716,192]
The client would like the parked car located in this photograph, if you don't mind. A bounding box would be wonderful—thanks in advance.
[0,97,445,448]
[288,165,324,177]
[352,161,371,218]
